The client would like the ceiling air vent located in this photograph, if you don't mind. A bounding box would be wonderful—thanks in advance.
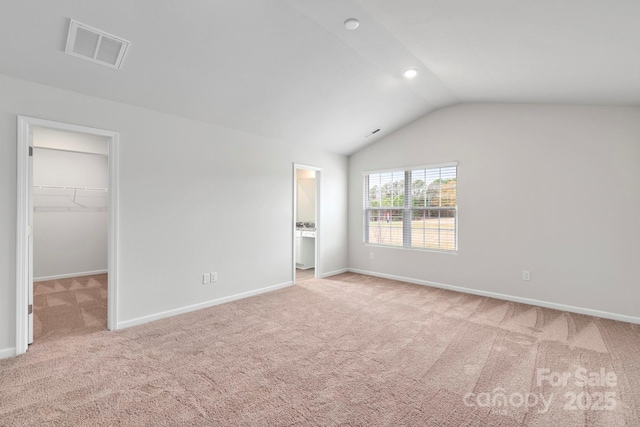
[65,20,130,70]
[363,128,381,139]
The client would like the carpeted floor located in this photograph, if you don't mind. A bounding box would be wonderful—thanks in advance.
[33,274,108,340]
[1,273,639,426]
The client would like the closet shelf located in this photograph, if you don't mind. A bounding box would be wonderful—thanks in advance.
[33,185,109,210]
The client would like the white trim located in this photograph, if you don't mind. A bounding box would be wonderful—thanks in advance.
[107,130,119,332]
[292,165,297,282]
[34,270,108,282]
[16,116,120,356]
[293,163,322,172]
[363,161,458,176]
[118,281,294,329]
[320,268,349,278]
[348,268,640,325]
[0,347,16,360]
[15,117,29,355]
[315,170,321,278]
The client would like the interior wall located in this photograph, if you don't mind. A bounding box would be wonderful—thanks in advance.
[296,170,316,223]
[0,74,348,355]
[349,103,640,320]
[32,140,109,279]
[33,127,109,155]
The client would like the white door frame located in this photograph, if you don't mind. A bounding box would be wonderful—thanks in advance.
[15,116,120,355]
[293,163,321,283]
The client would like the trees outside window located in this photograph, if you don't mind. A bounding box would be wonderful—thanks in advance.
[364,164,457,251]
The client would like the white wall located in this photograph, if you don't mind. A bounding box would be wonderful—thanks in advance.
[349,104,640,321]
[32,144,109,279]
[296,174,316,223]
[0,74,348,354]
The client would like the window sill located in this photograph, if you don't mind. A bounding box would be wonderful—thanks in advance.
[364,243,458,255]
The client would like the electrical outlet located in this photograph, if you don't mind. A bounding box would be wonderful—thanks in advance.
[211,272,217,282]
[522,271,531,281]
[203,273,211,284]
[370,252,374,260]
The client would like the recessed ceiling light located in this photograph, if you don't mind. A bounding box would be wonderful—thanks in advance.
[344,18,360,30]
[403,69,418,79]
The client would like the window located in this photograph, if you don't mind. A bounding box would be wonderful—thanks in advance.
[364,163,457,251]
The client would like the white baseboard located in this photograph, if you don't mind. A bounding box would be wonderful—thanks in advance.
[34,269,108,282]
[0,347,16,360]
[348,268,640,325]
[118,280,294,330]
[320,268,349,278]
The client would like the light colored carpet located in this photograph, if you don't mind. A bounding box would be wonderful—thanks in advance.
[33,274,108,340]
[1,273,639,426]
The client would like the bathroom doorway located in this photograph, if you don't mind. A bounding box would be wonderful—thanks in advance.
[293,164,320,283]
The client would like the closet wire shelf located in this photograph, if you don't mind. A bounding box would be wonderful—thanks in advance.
[33,185,109,212]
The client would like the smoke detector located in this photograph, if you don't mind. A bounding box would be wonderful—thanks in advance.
[344,18,360,30]
[65,20,130,70]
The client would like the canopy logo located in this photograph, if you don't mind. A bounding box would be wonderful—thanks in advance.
[463,389,553,414]
[463,367,618,414]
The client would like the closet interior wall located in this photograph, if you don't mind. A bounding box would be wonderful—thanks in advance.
[33,129,109,280]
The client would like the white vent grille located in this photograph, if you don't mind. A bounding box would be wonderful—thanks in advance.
[65,20,130,70]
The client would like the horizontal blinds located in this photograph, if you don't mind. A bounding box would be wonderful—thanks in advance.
[410,166,457,208]
[364,164,457,251]
[366,170,406,208]
[363,161,457,176]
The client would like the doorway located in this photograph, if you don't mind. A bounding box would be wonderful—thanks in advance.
[16,117,120,356]
[293,164,321,283]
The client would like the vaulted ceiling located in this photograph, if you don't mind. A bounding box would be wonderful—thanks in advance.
[1,1,638,155]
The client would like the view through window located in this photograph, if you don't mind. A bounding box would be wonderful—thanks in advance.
[363,163,457,251]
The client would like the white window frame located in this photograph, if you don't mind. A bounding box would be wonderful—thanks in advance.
[363,161,458,253]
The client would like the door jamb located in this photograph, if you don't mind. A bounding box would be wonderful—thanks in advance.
[293,163,321,283]
[15,116,120,356]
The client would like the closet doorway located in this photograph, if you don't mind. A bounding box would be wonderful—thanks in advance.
[16,117,120,356]
[293,164,321,283]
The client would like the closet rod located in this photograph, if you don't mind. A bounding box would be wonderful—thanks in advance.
[33,185,108,192]
[33,146,108,156]
[34,207,108,212]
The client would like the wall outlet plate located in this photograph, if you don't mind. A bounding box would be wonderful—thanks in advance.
[522,271,531,281]
[211,272,217,282]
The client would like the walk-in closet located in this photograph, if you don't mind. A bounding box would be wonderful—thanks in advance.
[31,127,109,340]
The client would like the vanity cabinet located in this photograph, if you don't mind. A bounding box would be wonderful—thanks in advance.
[296,230,315,269]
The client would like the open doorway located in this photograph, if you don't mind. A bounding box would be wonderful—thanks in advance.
[16,117,120,356]
[293,164,321,283]
[32,127,109,340]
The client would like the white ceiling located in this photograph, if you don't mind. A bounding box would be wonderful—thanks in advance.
[0,1,638,155]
